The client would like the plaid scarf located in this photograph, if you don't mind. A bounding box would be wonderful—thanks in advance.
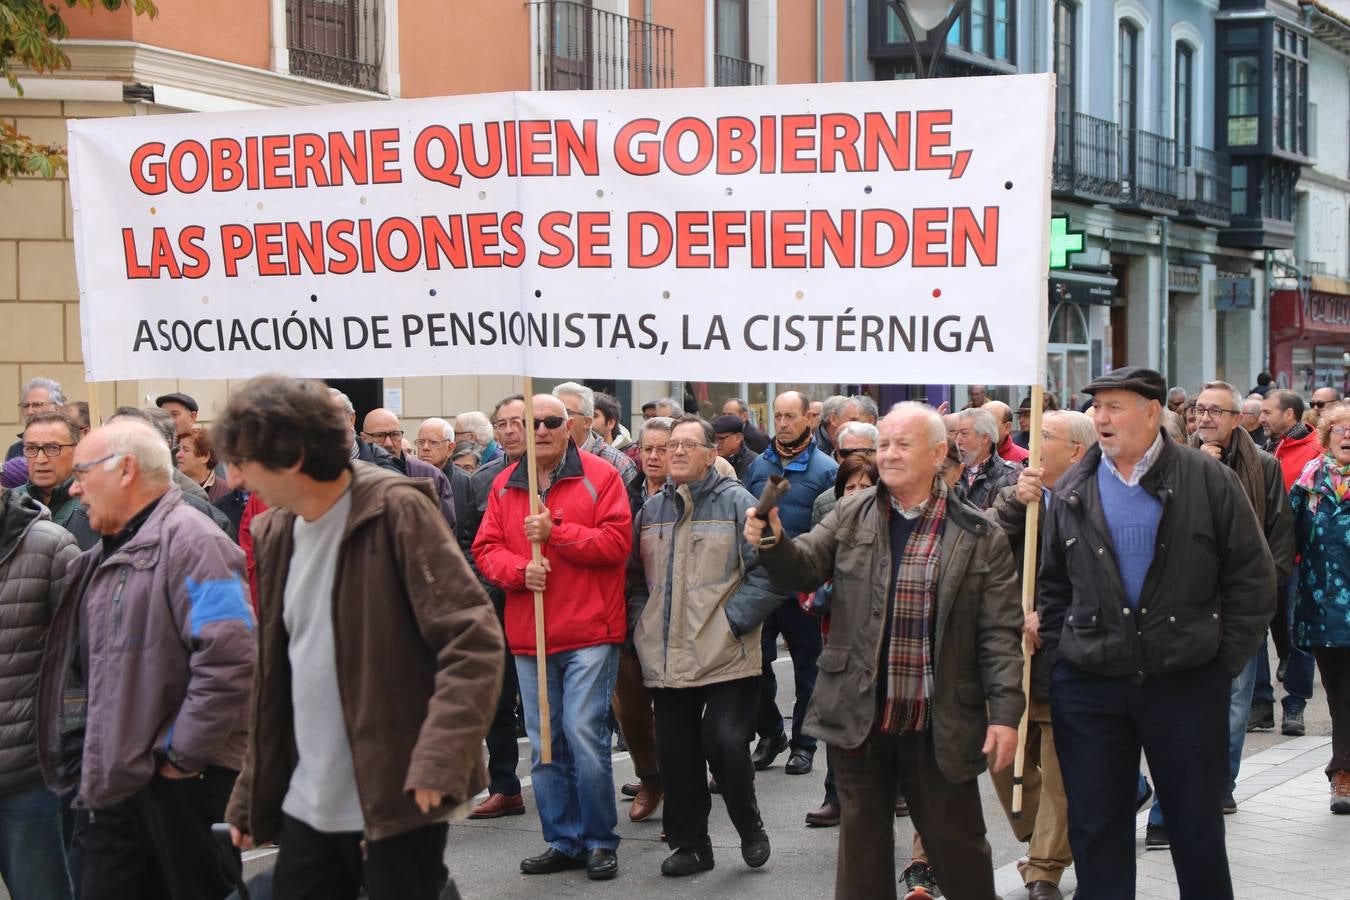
[879,480,948,734]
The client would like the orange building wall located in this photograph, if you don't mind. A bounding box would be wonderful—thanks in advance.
[401,0,531,97]
[63,0,271,70]
[652,0,707,88]
[776,0,814,84]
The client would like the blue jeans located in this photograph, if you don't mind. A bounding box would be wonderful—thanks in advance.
[515,644,621,857]
[1254,568,1315,711]
[0,783,74,900]
[1147,653,1257,826]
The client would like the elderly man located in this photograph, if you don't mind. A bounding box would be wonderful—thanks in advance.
[854,394,880,425]
[554,382,638,484]
[0,484,79,900]
[473,394,633,881]
[811,421,879,526]
[989,410,1097,900]
[455,411,500,463]
[817,396,861,457]
[154,392,199,439]
[1134,381,1295,850]
[712,414,759,481]
[1309,386,1342,423]
[1241,397,1267,447]
[362,408,458,535]
[7,377,66,461]
[985,400,1030,465]
[953,407,1020,510]
[1166,386,1187,414]
[1255,388,1321,731]
[415,417,474,539]
[630,415,778,876]
[743,391,839,775]
[1038,367,1276,899]
[966,385,989,408]
[723,398,770,453]
[37,419,254,900]
[220,378,501,900]
[12,412,81,531]
[746,402,1023,899]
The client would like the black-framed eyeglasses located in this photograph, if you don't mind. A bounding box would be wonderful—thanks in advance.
[21,442,75,458]
[362,430,404,442]
[837,447,876,459]
[72,452,123,482]
[1193,405,1239,419]
[493,417,526,431]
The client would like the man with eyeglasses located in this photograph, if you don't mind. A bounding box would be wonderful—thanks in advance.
[811,421,879,527]
[416,417,474,540]
[712,414,759,481]
[7,377,66,462]
[361,409,458,538]
[11,412,81,532]
[1130,381,1295,851]
[474,394,632,881]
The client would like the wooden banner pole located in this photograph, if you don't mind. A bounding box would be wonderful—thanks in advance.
[85,382,102,427]
[521,380,552,765]
[1010,383,1044,819]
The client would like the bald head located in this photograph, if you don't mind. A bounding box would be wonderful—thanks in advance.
[361,408,405,459]
[984,400,1013,444]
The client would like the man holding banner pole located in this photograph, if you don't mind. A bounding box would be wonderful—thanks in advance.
[473,394,633,881]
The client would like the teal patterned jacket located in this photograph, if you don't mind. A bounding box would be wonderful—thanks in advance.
[1291,455,1350,649]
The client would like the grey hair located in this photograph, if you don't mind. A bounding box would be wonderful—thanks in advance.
[552,381,595,417]
[1045,410,1097,449]
[887,401,947,446]
[821,395,850,421]
[454,411,492,445]
[639,415,675,443]
[327,388,355,416]
[1199,381,1243,412]
[955,407,1000,447]
[420,417,454,441]
[101,419,173,487]
[656,396,682,414]
[852,394,879,420]
[21,377,65,406]
[109,406,174,450]
[836,421,879,448]
[452,442,482,462]
[1166,386,1187,403]
[1242,398,1263,414]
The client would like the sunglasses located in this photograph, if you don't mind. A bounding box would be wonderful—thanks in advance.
[535,416,567,430]
[837,447,876,458]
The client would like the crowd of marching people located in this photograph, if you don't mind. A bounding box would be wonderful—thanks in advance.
[1,367,1348,900]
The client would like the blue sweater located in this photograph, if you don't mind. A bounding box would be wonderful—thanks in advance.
[744,442,838,539]
[1097,464,1163,609]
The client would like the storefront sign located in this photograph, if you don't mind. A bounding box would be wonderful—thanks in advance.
[68,76,1054,385]
[1216,276,1255,310]
[1049,272,1116,306]
[1167,264,1200,293]
[1306,292,1350,328]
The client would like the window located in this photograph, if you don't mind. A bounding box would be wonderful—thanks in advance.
[716,0,747,60]
[939,1,1013,63]
[1226,55,1260,146]
[1174,43,1193,166]
[287,0,382,91]
[1273,24,1308,155]
[1231,163,1248,217]
[1118,22,1138,133]
[993,0,1011,61]
[1054,2,1076,118]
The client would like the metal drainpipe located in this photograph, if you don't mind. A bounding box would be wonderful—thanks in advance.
[1160,215,1170,380]
[845,0,856,81]
[817,0,825,82]
[1157,0,1170,380]
[643,0,653,88]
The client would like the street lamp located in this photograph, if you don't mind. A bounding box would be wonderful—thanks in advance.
[888,0,972,78]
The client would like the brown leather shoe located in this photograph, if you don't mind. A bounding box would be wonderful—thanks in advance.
[629,781,663,822]
[469,792,525,819]
[1026,881,1063,900]
[804,801,840,827]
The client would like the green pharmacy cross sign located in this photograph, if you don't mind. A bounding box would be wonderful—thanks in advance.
[1049,216,1084,270]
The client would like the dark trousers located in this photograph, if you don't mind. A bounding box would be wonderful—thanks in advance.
[80,765,238,900]
[485,637,522,796]
[1051,660,1231,900]
[1314,648,1350,775]
[1254,570,1315,710]
[612,649,660,782]
[757,596,822,752]
[833,729,994,900]
[271,814,450,900]
[652,677,762,849]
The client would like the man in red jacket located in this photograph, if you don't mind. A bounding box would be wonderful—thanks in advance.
[473,394,633,882]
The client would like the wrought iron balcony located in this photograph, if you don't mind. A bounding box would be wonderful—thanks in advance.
[1052,111,1123,204]
[287,0,382,92]
[1119,127,1178,214]
[532,0,675,91]
[714,54,765,87]
[1174,146,1232,227]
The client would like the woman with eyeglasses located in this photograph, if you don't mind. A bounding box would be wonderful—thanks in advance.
[1290,401,1350,815]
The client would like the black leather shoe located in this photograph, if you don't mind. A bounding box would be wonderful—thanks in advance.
[520,848,585,875]
[741,828,771,868]
[751,732,789,770]
[586,848,619,880]
[784,749,814,775]
[661,845,714,877]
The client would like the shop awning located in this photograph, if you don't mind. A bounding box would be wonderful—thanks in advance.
[1049,270,1117,306]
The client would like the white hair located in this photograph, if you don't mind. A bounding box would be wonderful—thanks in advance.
[101,419,173,487]
[852,394,879,420]
[454,411,493,445]
[1045,410,1097,449]
[326,387,355,416]
[21,377,65,406]
[886,402,947,446]
[639,416,675,443]
[836,421,879,447]
[1200,381,1244,413]
[955,407,1000,447]
[420,417,454,441]
[552,381,595,417]
[821,395,850,421]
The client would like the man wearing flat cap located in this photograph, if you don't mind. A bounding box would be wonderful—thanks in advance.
[1037,366,1276,899]
[713,415,759,482]
[155,392,199,440]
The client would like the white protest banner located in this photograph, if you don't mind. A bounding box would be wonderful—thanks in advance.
[69,75,1053,384]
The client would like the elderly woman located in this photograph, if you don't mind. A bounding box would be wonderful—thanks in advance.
[175,427,231,503]
[1290,401,1350,814]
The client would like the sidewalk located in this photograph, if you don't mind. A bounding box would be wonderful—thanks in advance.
[996,736,1348,899]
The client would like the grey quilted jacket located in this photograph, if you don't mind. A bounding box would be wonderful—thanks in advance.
[0,488,78,794]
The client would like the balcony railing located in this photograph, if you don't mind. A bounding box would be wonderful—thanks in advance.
[1052,111,1123,204]
[287,0,382,92]
[532,0,675,91]
[1175,146,1232,226]
[1120,128,1178,213]
[714,54,765,87]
